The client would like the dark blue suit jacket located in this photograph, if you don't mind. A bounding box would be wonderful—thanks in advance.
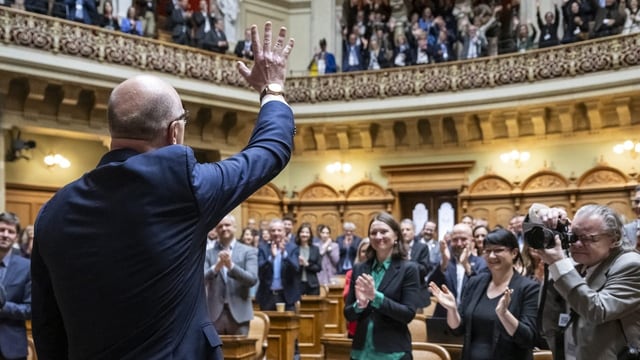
[32,101,294,360]
[336,234,361,275]
[0,253,31,359]
[256,242,300,309]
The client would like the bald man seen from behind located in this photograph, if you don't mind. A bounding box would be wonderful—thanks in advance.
[31,22,295,360]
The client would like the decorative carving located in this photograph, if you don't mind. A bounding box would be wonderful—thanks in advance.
[580,170,626,187]
[251,185,280,199]
[2,8,639,104]
[300,185,339,200]
[348,184,385,199]
[524,174,567,190]
[470,176,512,193]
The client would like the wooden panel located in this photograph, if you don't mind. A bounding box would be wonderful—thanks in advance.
[322,276,346,337]
[5,187,56,226]
[298,295,328,359]
[219,335,257,360]
[264,311,299,360]
[321,336,352,360]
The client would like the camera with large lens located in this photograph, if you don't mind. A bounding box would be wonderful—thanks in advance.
[522,203,575,250]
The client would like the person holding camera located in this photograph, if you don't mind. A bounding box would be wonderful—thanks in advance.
[429,229,540,360]
[535,204,640,360]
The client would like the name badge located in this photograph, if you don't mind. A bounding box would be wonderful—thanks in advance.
[544,34,551,40]
[558,313,570,327]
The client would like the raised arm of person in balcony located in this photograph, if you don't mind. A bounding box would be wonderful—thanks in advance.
[31,22,295,360]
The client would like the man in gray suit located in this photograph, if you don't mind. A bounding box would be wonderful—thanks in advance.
[537,204,640,359]
[623,187,640,248]
[205,214,258,335]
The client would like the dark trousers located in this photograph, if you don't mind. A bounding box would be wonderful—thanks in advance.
[301,282,320,296]
[259,290,295,311]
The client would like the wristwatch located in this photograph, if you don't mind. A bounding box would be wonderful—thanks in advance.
[260,83,285,101]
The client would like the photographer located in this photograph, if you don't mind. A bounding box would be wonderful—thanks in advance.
[534,204,640,360]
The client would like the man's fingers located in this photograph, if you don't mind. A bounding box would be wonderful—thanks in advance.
[282,38,295,60]
[263,21,273,53]
[250,24,262,57]
[274,26,286,51]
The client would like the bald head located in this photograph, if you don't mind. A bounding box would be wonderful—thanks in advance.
[108,75,184,147]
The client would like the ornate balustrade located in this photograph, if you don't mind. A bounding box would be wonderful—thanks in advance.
[2,7,639,105]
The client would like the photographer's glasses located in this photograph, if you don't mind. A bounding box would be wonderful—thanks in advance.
[567,232,608,245]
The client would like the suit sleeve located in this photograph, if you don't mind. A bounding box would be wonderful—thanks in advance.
[305,247,322,274]
[228,247,258,287]
[31,238,69,359]
[509,280,540,349]
[0,262,31,321]
[554,252,640,324]
[193,101,294,229]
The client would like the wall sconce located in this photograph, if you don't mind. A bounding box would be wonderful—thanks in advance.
[613,140,640,159]
[44,153,71,168]
[325,161,352,174]
[500,150,530,168]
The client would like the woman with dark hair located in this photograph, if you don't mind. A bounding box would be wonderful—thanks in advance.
[120,6,143,36]
[99,0,120,31]
[344,212,421,359]
[295,223,322,295]
[472,224,490,256]
[429,228,539,360]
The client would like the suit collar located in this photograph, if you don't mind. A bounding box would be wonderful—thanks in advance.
[377,258,401,293]
[98,148,140,167]
[586,246,624,289]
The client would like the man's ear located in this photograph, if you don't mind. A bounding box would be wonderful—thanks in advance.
[167,121,179,145]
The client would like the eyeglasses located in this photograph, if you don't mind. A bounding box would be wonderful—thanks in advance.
[568,232,609,244]
[170,110,189,127]
[482,247,508,256]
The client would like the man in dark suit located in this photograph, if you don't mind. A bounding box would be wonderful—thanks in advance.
[170,0,192,46]
[0,212,31,360]
[31,22,296,360]
[256,219,300,311]
[234,27,254,60]
[204,214,258,335]
[428,223,486,317]
[204,17,229,53]
[192,0,214,48]
[400,218,432,308]
[336,222,361,275]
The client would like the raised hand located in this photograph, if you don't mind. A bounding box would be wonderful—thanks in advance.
[496,288,513,316]
[237,22,295,92]
[428,282,457,311]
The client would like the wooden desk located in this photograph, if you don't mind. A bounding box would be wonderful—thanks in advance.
[219,335,257,360]
[298,295,329,359]
[323,278,346,337]
[321,335,352,360]
[263,311,300,360]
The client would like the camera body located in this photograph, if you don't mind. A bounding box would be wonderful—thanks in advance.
[522,203,575,250]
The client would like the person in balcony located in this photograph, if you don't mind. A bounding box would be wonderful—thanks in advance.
[99,0,120,31]
[537,0,560,48]
[432,27,455,63]
[591,0,627,37]
[460,24,488,60]
[562,0,590,43]
[203,17,229,54]
[623,0,640,34]
[120,5,143,36]
[515,22,537,53]
[170,0,192,46]
[24,0,47,15]
[65,0,98,25]
[343,31,365,72]
[192,0,215,49]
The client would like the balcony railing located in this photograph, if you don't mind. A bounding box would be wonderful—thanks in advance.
[2,7,639,105]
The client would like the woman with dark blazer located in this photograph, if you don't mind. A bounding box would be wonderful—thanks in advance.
[344,212,421,359]
[430,229,539,360]
[295,223,322,295]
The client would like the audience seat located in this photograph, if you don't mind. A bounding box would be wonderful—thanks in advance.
[408,313,428,343]
[411,342,451,360]
[248,311,270,360]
